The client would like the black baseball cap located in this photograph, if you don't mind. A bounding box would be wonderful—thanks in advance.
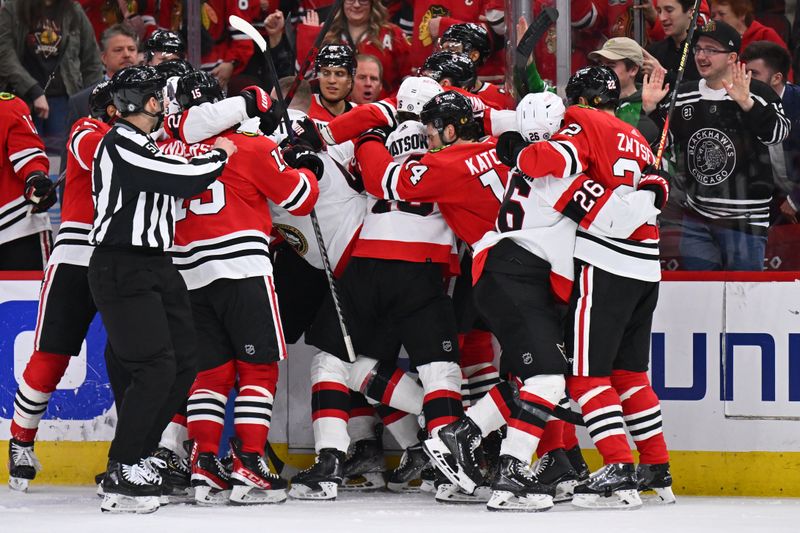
[693,20,741,53]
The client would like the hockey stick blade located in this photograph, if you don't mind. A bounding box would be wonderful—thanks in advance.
[229,15,267,53]
[516,7,558,60]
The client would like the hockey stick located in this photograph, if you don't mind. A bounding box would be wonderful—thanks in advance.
[229,15,357,364]
[653,0,702,167]
[284,0,344,107]
[512,8,558,98]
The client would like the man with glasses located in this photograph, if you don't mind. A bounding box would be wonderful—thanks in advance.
[642,20,789,270]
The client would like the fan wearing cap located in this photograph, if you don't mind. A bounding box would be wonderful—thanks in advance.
[589,37,660,146]
[642,19,790,271]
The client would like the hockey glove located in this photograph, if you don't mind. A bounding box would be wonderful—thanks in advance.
[291,116,324,152]
[24,170,57,213]
[638,165,672,210]
[355,126,392,150]
[496,131,527,168]
[240,85,282,135]
[282,141,324,181]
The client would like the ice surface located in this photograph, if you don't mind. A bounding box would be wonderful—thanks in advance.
[2,487,798,533]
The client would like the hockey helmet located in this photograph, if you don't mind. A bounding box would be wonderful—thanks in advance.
[439,23,491,65]
[397,76,444,117]
[89,79,117,123]
[516,91,565,143]
[420,90,478,143]
[315,44,356,77]
[421,52,477,90]
[176,70,223,110]
[155,59,195,81]
[565,66,621,108]
[111,65,166,115]
[145,29,186,62]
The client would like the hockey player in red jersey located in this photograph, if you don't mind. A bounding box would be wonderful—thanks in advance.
[0,92,53,271]
[498,66,674,508]
[164,72,320,505]
[7,82,115,492]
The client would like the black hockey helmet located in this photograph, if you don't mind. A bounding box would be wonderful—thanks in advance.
[89,79,116,122]
[155,59,195,80]
[145,29,186,62]
[176,70,223,110]
[111,65,166,115]
[315,44,356,77]
[565,66,621,109]
[439,23,491,65]
[421,52,477,89]
[420,90,479,143]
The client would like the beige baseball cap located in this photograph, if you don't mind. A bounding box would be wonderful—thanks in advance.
[588,37,644,67]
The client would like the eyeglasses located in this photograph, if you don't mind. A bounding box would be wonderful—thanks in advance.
[344,0,370,5]
[693,46,728,56]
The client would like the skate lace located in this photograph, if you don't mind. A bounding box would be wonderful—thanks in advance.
[515,460,537,482]
[256,456,278,479]
[122,462,161,486]
[10,442,42,472]
[531,454,551,478]
[139,457,166,485]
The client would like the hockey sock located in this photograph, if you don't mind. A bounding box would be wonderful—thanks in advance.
[465,380,515,436]
[459,330,500,407]
[417,361,464,435]
[187,360,236,455]
[376,405,421,449]
[567,375,634,464]
[349,357,424,415]
[348,392,379,442]
[563,421,579,450]
[158,411,189,459]
[311,351,350,453]
[611,370,669,464]
[11,350,71,442]
[235,361,278,456]
[500,374,563,464]
[537,420,565,457]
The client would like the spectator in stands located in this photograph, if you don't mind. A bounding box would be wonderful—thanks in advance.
[642,20,790,271]
[351,54,382,104]
[741,41,800,224]
[0,0,102,154]
[710,0,787,52]
[78,0,157,43]
[644,0,702,83]
[296,0,410,94]
[589,37,660,146]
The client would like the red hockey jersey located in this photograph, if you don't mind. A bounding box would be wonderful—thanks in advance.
[0,94,50,247]
[199,0,262,74]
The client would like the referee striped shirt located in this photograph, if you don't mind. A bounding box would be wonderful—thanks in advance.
[90,119,227,250]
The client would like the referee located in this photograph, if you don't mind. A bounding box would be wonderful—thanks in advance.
[88,66,235,513]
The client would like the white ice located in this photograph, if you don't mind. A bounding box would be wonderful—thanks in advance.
[3,487,799,533]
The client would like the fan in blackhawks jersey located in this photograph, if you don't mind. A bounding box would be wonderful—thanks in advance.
[162,71,320,506]
[496,65,676,509]
[6,81,117,493]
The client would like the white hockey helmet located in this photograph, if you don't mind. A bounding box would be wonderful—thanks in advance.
[397,76,444,116]
[516,91,566,143]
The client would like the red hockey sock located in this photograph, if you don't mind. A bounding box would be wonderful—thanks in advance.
[611,370,669,464]
[562,422,579,450]
[187,360,235,455]
[537,419,565,457]
[235,361,278,456]
[11,351,71,441]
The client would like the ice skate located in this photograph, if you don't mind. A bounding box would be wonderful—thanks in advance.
[288,448,345,500]
[637,463,676,504]
[149,447,192,503]
[8,439,42,492]
[532,448,579,503]
[100,460,162,514]
[228,438,288,505]
[342,438,385,491]
[433,471,492,504]
[423,417,484,494]
[486,455,555,512]
[565,444,590,481]
[572,463,642,510]
[387,442,428,492]
[189,441,232,506]
[419,463,437,493]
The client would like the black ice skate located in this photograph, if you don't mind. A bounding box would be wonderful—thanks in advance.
[288,448,345,500]
[387,442,428,492]
[229,438,288,505]
[419,463,437,493]
[423,417,484,494]
[8,438,42,492]
[565,444,590,481]
[100,459,162,514]
[571,463,642,509]
[486,455,555,512]
[149,447,192,503]
[637,462,676,504]
[188,440,232,506]
[532,448,579,503]
[342,438,386,491]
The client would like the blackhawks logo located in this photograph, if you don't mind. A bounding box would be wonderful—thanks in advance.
[419,5,449,47]
[687,128,736,186]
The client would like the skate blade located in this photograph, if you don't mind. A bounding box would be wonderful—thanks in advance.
[341,472,385,491]
[554,479,579,503]
[419,479,436,493]
[572,489,642,510]
[423,438,477,494]
[487,490,554,512]
[641,486,676,505]
[434,483,491,504]
[386,479,422,493]
[288,482,338,501]
[193,485,231,506]
[8,476,31,492]
[229,485,287,505]
[100,494,160,514]
[163,486,194,504]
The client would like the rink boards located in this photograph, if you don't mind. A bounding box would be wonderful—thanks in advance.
[1,271,799,496]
